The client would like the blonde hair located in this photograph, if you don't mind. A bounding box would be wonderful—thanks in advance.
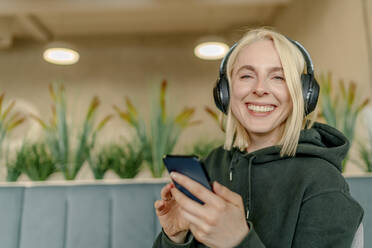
[223,28,317,156]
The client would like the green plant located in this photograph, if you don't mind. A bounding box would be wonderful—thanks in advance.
[319,72,369,171]
[205,106,224,130]
[0,93,26,161]
[91,142,143,179]
[184,106,224,159]
[7,142,56,181]
[5,162,22,182]
[188,139,222,159]
[357,142,372,172]
[354,109,372,172]
[114,80,199,177]
[31,84,112,180]
[5,146,22,182]
[87,146,112,179]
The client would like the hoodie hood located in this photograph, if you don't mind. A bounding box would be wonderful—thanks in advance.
[238,122,349,172]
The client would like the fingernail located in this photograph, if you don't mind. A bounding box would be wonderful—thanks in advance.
[170,172,177,179]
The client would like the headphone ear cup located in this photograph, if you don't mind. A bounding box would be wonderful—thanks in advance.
[307,78,320,115]
[213,80,224,113]
[213,76,230,114]
[301,74,319,115]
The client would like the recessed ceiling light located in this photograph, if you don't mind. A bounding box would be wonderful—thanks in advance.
[194,41,229,60]
[43,43,80,65]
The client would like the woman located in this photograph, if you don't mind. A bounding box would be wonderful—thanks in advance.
[152,28,364,248]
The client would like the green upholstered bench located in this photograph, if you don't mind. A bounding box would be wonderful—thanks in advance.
[347,176,372,247]
[0,177,369,247]
[0,179,168,248]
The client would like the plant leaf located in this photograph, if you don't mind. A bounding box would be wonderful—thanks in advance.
[7,117,26,131]
[49,84,56,102]
[356,99,370,113]
[175,107,195,128]
[205,106,219,122]
[29,114,48,129]
[347,81,356,106]
[95,114,113,132]
[0,93,4,114]
[86,96,100,121]
[160,80,167,122]
[1,100,15,121]
[125,97,138,121]
[339,79,346,99]
[113,105,133,125]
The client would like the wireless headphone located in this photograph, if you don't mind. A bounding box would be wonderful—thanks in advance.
[213,38,319,116]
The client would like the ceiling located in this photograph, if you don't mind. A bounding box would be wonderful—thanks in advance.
[0,0,292,48]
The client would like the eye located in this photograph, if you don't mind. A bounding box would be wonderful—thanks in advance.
[240,75,254,80]
[273,76,285,81]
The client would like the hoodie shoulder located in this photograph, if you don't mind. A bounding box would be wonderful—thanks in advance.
[296,122,350,172]
[292,156,350,195]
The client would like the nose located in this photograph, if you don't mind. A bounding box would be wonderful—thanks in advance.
[252,77,268,96]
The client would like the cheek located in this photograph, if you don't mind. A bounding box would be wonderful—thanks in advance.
[272,84,291,104]
[283,94,292,109]
[284,102,293,119]
[230,87,250,120]
[278,87,293,116]
[231,81,250,100]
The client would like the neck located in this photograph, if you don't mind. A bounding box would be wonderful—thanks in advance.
[246,125,284,153]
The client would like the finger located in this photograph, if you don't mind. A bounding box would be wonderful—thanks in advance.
[160,183,173,201]
[172,186,224,228]
[189,223,207,244]
[154,200,167,216]
[170,186,208,219]
[180,208,209,233]
[170,172,222,206]
[213,181,243,207]
[154,200,163,209]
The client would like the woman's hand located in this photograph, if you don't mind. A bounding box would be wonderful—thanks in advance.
[170,172,249,248]
[154,182,190,243]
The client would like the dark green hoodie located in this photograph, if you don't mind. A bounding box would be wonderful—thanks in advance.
[153,122,364,247]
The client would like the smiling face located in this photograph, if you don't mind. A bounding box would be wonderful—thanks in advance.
[230,39,293,144]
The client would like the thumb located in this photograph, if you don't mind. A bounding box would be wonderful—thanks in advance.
[213,181,243,208]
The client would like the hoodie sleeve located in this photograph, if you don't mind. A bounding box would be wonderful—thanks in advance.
[153,225,266,248]
[233,221,265,248]
[152,230,196,248]
[292,190,364,248]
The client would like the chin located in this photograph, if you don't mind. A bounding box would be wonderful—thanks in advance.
[242,117,284,135]
[246,125,275,134]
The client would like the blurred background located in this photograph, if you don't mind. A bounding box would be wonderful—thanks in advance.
[0,0,371,181]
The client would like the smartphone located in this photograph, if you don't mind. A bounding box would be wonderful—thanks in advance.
[163,155,212,204]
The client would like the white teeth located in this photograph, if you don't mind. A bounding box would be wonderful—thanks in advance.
[247,104,275,113]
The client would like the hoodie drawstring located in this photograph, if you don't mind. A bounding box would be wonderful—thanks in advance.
[229,153,237,182]
[229,151,255,221]
[246,155,255,220]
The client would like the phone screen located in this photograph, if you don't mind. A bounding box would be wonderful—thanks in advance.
[163,155,211,204]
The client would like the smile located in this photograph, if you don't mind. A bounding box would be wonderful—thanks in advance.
[247,104,275,113]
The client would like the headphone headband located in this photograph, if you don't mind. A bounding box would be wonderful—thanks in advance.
[219,43,238,77]
[289,39,314,76]
[220,38,315,81]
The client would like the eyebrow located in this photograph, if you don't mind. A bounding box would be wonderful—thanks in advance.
[236,65,284,73]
